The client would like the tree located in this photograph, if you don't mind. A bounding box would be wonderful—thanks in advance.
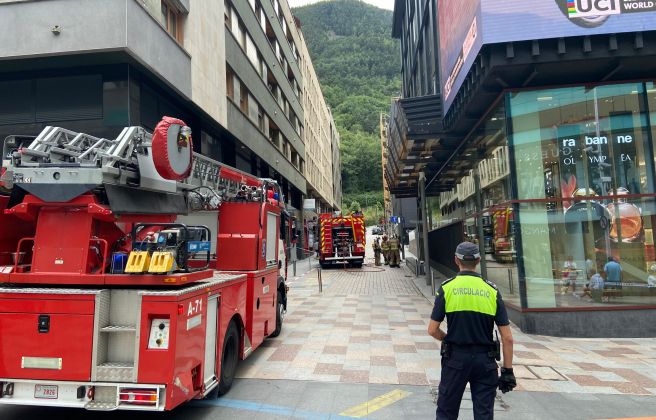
[293,0,400,199]
[340,130,383,194]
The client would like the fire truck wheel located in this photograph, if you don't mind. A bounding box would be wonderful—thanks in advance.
[270,290,285,337]
[218,320,239,396]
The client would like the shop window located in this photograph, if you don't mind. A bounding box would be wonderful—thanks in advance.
[161,1,183,43]
[509,83,656,308]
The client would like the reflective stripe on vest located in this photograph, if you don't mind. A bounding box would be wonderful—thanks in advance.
[442,275,497,316]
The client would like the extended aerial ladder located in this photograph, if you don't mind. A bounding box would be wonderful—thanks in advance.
[0,117,286,284]
[0,118,290,411]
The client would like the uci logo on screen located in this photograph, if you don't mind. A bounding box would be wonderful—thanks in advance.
[567,0,621,17]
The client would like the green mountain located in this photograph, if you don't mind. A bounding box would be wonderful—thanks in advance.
[293,0,401,207]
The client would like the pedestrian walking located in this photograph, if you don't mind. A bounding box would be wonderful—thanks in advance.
[388,235,401,267]
[380,235,390,265]
[373,238,382,266]
[428,241,516,420]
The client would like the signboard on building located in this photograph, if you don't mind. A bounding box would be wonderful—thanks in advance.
[438,0,656,113]
[438,0,482,113]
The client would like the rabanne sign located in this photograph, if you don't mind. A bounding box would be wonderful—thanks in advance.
[438,0,656,112]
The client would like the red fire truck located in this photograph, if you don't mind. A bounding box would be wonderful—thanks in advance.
[0,117,290,411]
[492,207,515,263]
[318,213,366,268]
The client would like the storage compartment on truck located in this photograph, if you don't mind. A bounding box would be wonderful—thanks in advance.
[0,291,96,381]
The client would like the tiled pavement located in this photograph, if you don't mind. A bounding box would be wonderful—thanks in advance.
[236,252,656,398]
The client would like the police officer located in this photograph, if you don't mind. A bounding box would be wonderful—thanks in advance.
[428,242,516,420]
[380,235,390,265]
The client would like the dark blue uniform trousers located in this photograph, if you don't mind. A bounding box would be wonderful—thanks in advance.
[436,350,499,420]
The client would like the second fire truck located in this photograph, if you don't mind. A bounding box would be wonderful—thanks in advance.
[318,213,366,268]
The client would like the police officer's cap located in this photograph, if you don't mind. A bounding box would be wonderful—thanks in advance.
[455,242,481,261]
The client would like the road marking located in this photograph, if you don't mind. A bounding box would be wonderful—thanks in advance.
[339,389,412,418]
[600,418,656,420]
[192,398,359,419]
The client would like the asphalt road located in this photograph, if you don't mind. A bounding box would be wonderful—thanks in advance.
[4,378,656,419]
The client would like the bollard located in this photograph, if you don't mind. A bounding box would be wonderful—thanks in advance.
[309,253,312,272]
[293,260,297,277]
[318,267,322,293]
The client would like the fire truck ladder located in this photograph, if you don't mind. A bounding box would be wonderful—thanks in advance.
[4,125,282,206]
[321,219,333,255]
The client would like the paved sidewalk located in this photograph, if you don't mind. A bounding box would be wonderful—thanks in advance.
[237,262,438,386]
[237,246,656,400]
[408,255,656,397]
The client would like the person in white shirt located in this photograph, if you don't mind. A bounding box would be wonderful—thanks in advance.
[647,264,656,289]
[561,255,577,294]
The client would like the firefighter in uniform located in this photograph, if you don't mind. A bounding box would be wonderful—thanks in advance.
[388,235,401,267]
[428,242,516,420]
[373,238,382,266]
[380,235,390,265]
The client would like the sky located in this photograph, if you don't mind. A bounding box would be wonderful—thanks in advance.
[288,0,395,11]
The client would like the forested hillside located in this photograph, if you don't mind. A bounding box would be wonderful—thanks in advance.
[293,0,401,214]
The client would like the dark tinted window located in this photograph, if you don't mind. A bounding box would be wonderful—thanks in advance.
[0,80,35,125]
[36,75,102,122]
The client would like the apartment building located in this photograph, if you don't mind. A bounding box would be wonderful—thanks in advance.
[0,0,340,224]
[297,28,341,211]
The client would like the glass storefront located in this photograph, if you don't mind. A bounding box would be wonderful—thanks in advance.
[434,100,522,306]
[509,82,656,308]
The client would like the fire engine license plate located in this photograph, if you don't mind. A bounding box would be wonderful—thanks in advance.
[34,384,58,399]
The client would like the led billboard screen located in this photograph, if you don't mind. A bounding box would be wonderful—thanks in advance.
[438,0,656,113]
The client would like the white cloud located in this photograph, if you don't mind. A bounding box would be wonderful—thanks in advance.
[288,0,395,11]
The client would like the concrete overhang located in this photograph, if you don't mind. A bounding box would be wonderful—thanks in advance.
[0,0,192,100]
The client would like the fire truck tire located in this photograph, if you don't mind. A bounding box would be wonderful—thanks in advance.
[270,290,285,337]
[351,261,363,269]
[218,320,239,396]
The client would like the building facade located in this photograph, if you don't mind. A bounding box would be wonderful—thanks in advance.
[390,0,656,337]
[0,0,340,230]
[297,28,341,211]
